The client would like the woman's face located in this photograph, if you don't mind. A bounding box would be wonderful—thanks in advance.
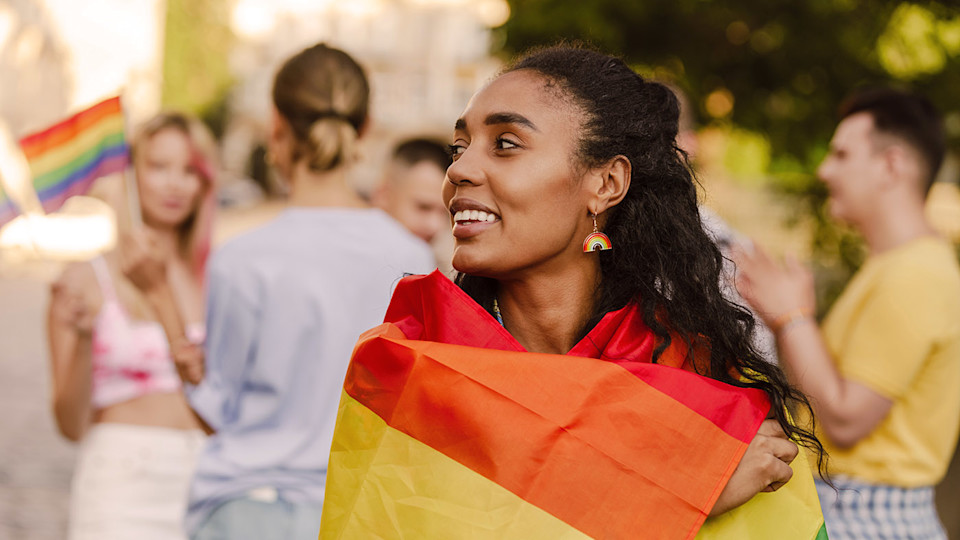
[443,70,596,278]
[137,127,205,228]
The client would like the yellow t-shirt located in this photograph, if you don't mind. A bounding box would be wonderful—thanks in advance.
[817,236,960,487]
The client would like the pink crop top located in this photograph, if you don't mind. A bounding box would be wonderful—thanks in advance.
[89,257,204,410]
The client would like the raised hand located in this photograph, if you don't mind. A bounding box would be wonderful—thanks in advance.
[119,230,168,294]
[732,244,816,332]
[49,281,96,337]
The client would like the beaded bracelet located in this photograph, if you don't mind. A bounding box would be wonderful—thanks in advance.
[771,308,814,335]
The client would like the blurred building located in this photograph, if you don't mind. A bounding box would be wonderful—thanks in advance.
[1,0,166,135]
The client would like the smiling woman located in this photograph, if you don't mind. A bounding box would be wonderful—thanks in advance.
[320,45,829,539]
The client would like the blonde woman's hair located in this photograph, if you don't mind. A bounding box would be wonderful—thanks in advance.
[131,112,218,279]
[272,43,370,172]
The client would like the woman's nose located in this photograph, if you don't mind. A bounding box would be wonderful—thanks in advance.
[445,148,483,187]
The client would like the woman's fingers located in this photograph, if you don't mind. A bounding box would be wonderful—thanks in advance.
[770,436,799,464]
[761,458,794,492]
[752,419,798,492]
[756,419,799,463]
[757,418,786,438]
[119,231,168,292]
[759,447,795,492]
[173,344,205,385]
[50,283,94,332]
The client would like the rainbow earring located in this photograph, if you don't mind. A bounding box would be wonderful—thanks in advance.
[582,213,612,252]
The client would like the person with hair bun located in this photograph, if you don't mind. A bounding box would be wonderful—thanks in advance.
[319,45,827,538]
[126,43,435,540]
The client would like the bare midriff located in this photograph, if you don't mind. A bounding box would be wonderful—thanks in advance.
[93,392,201,430]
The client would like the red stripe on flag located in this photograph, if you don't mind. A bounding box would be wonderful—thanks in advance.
[605,359,769,444]
[386,271,770,444]
[19,97,123,160]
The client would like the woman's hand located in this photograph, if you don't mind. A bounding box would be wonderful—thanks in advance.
[172,342,205,385]
[732,244,815,331]
[710,419,798,516]
[47,265,99,441]
[119,231,168,294]
[118,230,205,385]
[49,281,96,337]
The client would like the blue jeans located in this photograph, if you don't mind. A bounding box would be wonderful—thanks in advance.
[191,498,323,540]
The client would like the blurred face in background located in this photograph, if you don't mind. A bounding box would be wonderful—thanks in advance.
[817,112,887,227]
[136,127,204,229]
[376,160,448,243]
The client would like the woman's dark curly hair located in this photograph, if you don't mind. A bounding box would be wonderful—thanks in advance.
[456,44,827,474]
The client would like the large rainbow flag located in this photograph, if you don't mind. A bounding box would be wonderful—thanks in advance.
[320,271,827,539]
[0,96,128,226]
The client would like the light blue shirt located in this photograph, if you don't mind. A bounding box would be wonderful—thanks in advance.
[184,208,436,534]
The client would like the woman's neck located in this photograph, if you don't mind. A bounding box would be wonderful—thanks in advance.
[287,162,368,209]
[497,257,601,355]
[140,221,180,260]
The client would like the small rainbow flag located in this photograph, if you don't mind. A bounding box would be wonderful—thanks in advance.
[320,271,827,539]
[0,96,128,226]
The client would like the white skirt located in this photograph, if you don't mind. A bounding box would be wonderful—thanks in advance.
[69,423,206,540]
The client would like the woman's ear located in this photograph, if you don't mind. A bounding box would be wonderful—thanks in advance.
[594,155,631,213]
[269,107,288,146]
[357,117,372,139]
[268,107,293,177]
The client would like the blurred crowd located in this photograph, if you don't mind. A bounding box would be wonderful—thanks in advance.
[5,11,960,540]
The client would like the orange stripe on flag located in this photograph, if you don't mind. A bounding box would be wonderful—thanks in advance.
[19,97,122,160]
[344,326,757,539]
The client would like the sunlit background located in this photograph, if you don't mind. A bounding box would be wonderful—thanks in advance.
[1,1,959,538]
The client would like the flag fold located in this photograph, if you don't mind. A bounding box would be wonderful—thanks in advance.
[320,271,826,539]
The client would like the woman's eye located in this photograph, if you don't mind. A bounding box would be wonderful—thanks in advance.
[496,137,519,150]
[447,144,465,160]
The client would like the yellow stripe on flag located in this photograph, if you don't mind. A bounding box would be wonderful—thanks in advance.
[696,447,825,539]
[321,392,591,539]
[25,115,125,177]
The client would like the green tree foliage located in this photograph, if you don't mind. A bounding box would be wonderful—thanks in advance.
[500,0,958,168]
[161,0,233,137]
[499,0,960,310]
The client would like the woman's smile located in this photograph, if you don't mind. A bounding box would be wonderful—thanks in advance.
[448,197,501,238]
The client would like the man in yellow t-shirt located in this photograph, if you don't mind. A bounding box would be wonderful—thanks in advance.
[735,88,960,540]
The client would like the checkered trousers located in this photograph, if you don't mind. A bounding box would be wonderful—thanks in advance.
[815,477,946,540]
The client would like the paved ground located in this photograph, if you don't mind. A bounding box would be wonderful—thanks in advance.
[0,272,74,539]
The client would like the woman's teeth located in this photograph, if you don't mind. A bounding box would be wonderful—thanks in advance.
[454,210,498,223]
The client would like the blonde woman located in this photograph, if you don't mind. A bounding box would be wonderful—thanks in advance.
[47,112,217,540]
